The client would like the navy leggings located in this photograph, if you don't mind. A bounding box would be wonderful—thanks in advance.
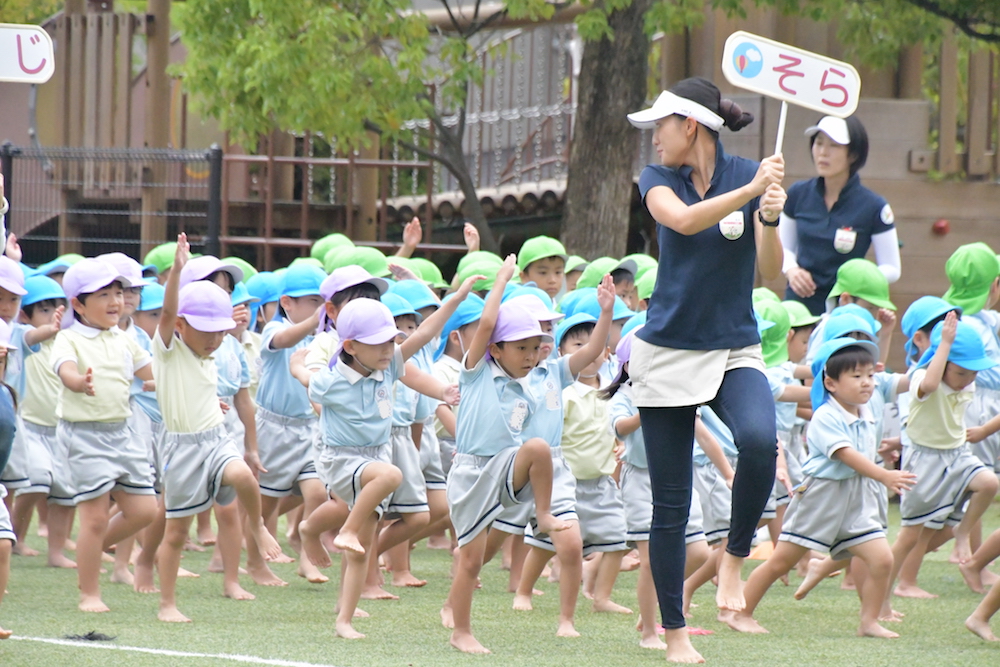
[639,367,777,630]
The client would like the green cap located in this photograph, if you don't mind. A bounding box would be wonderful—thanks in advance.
[323,245,355,274]
[457,260,497,292]
[407,257,450,289]
[622,253,658,279]
[781,300,822,328]
[457,251,503,275]
[290,256,325,271]
[828,259,895,310]
[636,270,656,301]
[565,255,589,274]
[143,243,177,274]
[943,242,1000,316]
[311,233,353,261]
[345,246,391,278]
[752,287,781,305]
[755,300,791,368]
[577,257,638,290]
[56,253,86,267]
[222,256,258,283]
[517,236,567,273]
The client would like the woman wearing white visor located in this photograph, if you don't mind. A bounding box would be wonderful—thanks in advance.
[626,77,786,663]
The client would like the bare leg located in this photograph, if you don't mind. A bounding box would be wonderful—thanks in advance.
[300,496,347,570]
[684,542,721,618]
[886,524,922,612]
[592,550,632,614]
[223,460,282,564]
[953,471,999,563]
[195,507,215,545]
[635,542,666,650]
[0,538,12,638]
[76,494,112,612]
[961,528,1000,593]
[446,530,491,654]
[336,514,378,639]
[110,535,135,585]
[134,497,166,593]
[244,494,286,586]
[850,539,898,638]
[716,551,746,612]
[894,527,937,598]
[512,439,570,535]
[794,556,844,600]
[726,541,806,633]
[46,504,76,568]
[514,543,554,611]
[11,493,42,556]
[294,480,330,584]
[212,501,253,600]
[157,516,194,622]
[966,575,1000,641]
[334,462,402,555]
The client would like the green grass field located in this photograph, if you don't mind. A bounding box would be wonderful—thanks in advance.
[2,504,999,667]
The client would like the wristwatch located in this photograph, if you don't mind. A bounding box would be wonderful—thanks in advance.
[758,209,779,227]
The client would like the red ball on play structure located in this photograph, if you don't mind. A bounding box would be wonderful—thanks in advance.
[932,219,950,235]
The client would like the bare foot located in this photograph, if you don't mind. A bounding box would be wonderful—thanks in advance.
[984,569,1000,587]
[247,563,288,587]
[794,559,828,600]
[725,613,768,634]
[440,605,454,629]
[300,522,332,569]
[251,526,283,561]
[110,566,134,586]
[360,585,398,600]
[593,599,633,614]
[47,554,77,569]
[183,538,206,552]
[390,572,426,587]
[662,628,705,664]
[333,531,365,555]
[620,553,641,572]
[512,593,533,611]
[716,610,734,624]
[893,582,937,598]
[207,558,224,573]
[79,595,110,613]
[451,630,490,654]
[335,621,365,640]
[64,538,76,551]
[966,615,999,641]
[178,567,201,578]
[427,535,451,550]
[960,561,986,594]
[157,605,191,623]
[134,563,158,593]
[639,635,667,650]
[0,626,10,639]
[12,544,39,557]
[270,552,296,564]
[556,619,580,637]
[100,551,114,563]
[297,559,330,584]
[716,553,745,612]
[953,535,973,564]
[858,622,899,639]
[354,608,369,618]
[878,606,904,623]
[223,582,256,600]
[37,522,48,537]
[779,573,789,586]
[197,529,216,546]
[535,513,571,535]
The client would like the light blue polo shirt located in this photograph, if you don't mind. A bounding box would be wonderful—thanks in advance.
[870,371,901,447]
[413,344,439,422]
[7,322,40,399]
[964,311,1000,391]
[699,406,739,459]
[802,398,876,480]
[257,319,315,420]
[765,362,797,433]
[128,323,162,423]
[456,355,532,457]
[522,355,575,448]
[391,379,419,427]
[310,346,404,448]
[215,334,250,399]
[610,382,646,468]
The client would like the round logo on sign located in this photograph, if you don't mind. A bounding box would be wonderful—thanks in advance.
[719,212,745,240]
[833,227,857,254]
[733,43,764,79]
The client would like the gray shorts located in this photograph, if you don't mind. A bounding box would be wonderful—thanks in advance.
[255,407,319,498]
[222,397,247,454]
[388,426,429,515]
[44,421,75,506]
[18,418,54,496]
[968,389,1000,473]
[447,448,531,547]
[59,419,156,503]
[0,420,30,490]
[620,461,652,542]
[315,442,392,517]
[493,446,577,536]
[687,486,706,544]
[438,436,456,476]
[900,444,987,529]
[526,475,627,555]
[420,422,447,490]
[692,463,731,544]
[781,429,806,490]
[0,486,15,544]
[162,425,242,519]
[128,400,165,493]
[780,475,885,560]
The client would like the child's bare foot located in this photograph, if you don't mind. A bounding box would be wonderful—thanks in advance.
[639,635,667,650]
[247,562,288,586]
[620,551,641,571]
[966,615,999,641]
[251,525,283,561]
[725,612,768,634]
[47,553,77,569]
[158,605,191,623]
[360,585,398,600]
[440,605,454,629]
[893,582,937,598]
[79,595,110,613]
[37,522,48,538]
[427,535,451,550]
[0,626,10,639]
[335,621,365,640]
[779,573,789,586]
[715,553,745,611]
[178,567,201,578]
[878,605,904,622]
[299,522,332,569]
[207,557,224,573]
[983,569,1000,586]
[269,551,295,564]
[512,593,533,611]
[662,628,705,663]
[297,558,329,584]
[953,534,973,564]
[134,563,158,593]
[858,622,899,638]
[593,599,633,614]
[354,608,369,618]
[183,538,206,552]
[390,572,426,587]
[100,551,114,563]
[333,531,365,555]
[960,561,986,594]
[64,538,76,551]
[110,566,134,586]
[12,543,39,557]
[794,559,827,600]
[535,513,571,535]
[716,609,734,624]
[197,528,216,546]
[556,619,580,637]
[450,630,489,654]
[223,582,256,600]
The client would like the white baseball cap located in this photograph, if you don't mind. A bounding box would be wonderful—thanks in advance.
[805,116,850,145]
[627,91,724,132]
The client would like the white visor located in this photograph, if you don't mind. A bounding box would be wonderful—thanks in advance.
[627,91,725,132]
[804,116,850,145]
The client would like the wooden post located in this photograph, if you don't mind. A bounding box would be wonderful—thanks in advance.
[938,29,959,175]
[897,44,923,99]
[141,0,171,260]
[966,48,991,177]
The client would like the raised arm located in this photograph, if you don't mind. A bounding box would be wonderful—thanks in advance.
[400,273,483,361]
[400,362,459,405]
[268,306,322,350]
[158,233,188,348]
[754,182,786,281]
[394,218,422,258]
[917,311,957,399]
[567,274,615,377]
[464,255,516,370]
[23,305,64,347]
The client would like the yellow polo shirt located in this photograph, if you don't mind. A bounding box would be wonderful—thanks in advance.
[153,333,224,434]
[305,330,340,370]
[21,338,60,427]
[561,381,617,479]
[907,368,974,450]
[241,330,262,400]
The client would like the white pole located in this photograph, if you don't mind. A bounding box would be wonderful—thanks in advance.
[774,100,788,155]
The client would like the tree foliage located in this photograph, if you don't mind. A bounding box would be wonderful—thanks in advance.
[0,0,61,25]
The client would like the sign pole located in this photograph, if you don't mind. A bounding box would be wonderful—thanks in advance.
[774,100,788,155]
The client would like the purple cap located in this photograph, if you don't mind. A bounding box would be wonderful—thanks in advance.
[97,252,154,287]
[333,298,404,360]
[0,256,27,296]
[505,294,564,323]
[615,326,643,376]
[179,255,244,289]
[490,301,553,346]
[61,258,132,328]
[0,318,19,350]
[320,266,389,302]
[178,281,237,332]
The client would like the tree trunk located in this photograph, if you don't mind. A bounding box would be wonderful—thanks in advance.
[562,0,652,259]
[436,125,500,254]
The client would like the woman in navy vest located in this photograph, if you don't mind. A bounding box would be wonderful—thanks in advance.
[780,116,901,315]
[626,77,785,663]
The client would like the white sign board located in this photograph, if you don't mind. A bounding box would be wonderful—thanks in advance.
[0,24,55,84]
[721,31,860,118]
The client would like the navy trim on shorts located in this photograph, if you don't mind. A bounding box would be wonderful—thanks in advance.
[780,530,831,549]
[458,503,503,544]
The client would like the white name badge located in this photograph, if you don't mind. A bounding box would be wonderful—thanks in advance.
[833,227,857,254]
[719,211,745,240]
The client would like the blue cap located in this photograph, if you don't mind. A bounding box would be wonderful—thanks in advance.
[387,279,439,312]
[280,264,325,298]
[434,293,485,361]
[916,320,998,372]
[756,314,775,335]
[901,296,962,364]
[810,337,880,410]
[142,263,159,277]
[22,275,66,307]
[621,311,647,339]
[138,283,165,312]
[232,281,260,307]
[555,312,598,350]
[573,292,635,322]
[823,313,877,344]
[503,284,555,308]
[381,292,422,324]
[558,287,597,317]
[246,272,281,305]
[33,258,72,278]
[829,304,881,333]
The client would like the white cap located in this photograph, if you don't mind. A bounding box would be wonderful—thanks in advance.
[804,116,850,145]
[627,91,724,132]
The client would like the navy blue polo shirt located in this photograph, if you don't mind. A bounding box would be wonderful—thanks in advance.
[637,142,761,351]
[783,174,893,308]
